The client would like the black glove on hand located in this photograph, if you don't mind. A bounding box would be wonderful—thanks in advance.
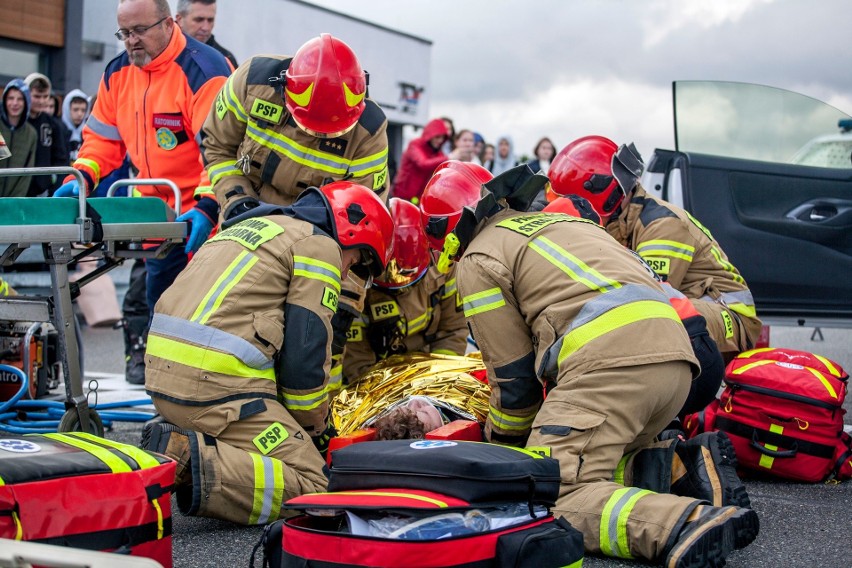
[312,422,337,459]
[225,196,260,220]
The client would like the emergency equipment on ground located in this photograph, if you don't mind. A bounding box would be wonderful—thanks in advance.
[0,169,185,434]
[684,347,851,482]
[0,432,174,566]
[253,439,583,568]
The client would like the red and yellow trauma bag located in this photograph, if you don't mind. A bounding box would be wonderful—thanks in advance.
[686,347,849,483]
[0,432,174,567]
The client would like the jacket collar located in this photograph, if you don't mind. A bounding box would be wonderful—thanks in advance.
[141,25,186,72]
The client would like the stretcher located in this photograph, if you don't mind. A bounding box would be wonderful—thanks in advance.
[0,166,186,436]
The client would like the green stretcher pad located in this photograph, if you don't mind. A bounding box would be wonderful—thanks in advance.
[0,197,173,225]
[0,197,184,245]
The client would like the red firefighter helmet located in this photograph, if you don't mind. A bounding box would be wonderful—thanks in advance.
[285,34,366,138]
[316,181,394,278]
[541,195,601,224]
[419,161,493,251]
[374,199,431,290]
[548,135,625,217]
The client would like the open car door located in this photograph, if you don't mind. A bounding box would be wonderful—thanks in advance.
[644,81,852,327]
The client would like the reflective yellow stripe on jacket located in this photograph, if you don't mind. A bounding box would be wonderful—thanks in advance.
[636,239,695,263]
[148,313,276,379]
[246,121,387,179]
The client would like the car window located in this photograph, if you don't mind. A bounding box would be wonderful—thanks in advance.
[674,81,852,168]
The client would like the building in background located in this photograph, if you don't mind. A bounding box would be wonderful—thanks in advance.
[0,0,432,168]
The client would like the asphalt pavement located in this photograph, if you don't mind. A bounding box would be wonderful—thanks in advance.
[73,319,852,568]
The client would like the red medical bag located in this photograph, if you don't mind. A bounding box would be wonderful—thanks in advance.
[0,432,174,566]
[686,347,850,483]
[257,488,584,568]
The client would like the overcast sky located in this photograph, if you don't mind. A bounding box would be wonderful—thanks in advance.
[304,0,851,161]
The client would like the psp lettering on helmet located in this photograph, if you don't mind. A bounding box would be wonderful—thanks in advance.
[373,166,388,190]
[644,257,671,275]
[250,98,283,124]
[321,287,339,312]
[409,440,457,449]
[252,422,289,455]
[0,439,41,453]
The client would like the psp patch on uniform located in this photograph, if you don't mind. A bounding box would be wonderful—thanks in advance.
[643,257,671,275]
[373,166,388,190]
[0,438,41,453]
[250,98,283,124]
[321,286,339,312]
[346,324,364,342]
[253,422,289,455]
[371,300,399,321]
[215,92,227,120]
[721,310,735,339]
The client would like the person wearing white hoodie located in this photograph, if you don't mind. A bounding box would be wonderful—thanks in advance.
[60,88,89,162]
[490,134,518,175]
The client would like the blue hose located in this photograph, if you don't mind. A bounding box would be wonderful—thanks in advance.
[0,364,156,433]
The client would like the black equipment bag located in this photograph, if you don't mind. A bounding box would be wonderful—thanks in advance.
[328,440,561,506]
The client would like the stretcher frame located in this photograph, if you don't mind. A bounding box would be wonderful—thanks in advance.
[0,167,186,435]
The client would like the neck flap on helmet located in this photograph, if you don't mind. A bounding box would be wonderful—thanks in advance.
[611,142,644,197]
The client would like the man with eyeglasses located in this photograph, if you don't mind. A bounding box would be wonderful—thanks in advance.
[54,0,232,385]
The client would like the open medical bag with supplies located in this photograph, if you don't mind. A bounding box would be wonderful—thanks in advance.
[0,432,175,567]
[683,347,851,483]
[254,440,584,568]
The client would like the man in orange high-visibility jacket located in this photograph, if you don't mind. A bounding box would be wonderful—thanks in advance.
[54,0,231,383]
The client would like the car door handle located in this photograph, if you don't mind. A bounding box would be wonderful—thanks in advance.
[786,199,852,225]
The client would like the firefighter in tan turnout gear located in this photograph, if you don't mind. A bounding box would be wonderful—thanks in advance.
[201,33,390,393]
[201,33,389,219]
[547,135,762,360]
[142,182,393,525]
[418,160,759,568]
[343,198,468,383]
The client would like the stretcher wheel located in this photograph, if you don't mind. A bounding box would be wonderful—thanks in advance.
[58,407,105,436]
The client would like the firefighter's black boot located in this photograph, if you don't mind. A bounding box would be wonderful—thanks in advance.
[664,504,759,568]
[672,431,751,508]
[121,315,148,385]
[141,416,192,487]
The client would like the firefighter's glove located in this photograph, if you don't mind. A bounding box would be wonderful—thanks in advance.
[224,196,261,220]
[54,180,80,197]
[312,423,337,459]
[330,308,356,358]
[176,207,215,254]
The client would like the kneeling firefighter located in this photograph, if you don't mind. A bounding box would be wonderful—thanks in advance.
[418,161,758,567]
[342,198,469,383]
[141,182,393,525]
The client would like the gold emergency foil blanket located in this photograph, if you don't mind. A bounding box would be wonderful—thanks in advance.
[331,352,491,435]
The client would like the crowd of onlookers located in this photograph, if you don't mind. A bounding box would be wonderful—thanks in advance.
[390,115,558,204]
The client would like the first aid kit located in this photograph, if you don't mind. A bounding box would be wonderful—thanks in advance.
[685,347,850,483]
[0,432,174,567]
